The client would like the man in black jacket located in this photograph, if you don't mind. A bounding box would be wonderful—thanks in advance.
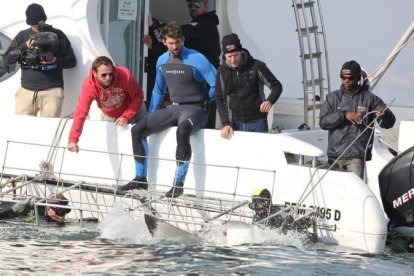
[184,0,220,129]
[183,0,220,68]
[319,60,396,179]
[215,33,283,139]
[4,3,77,117]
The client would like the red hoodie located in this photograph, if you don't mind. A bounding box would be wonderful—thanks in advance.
[68,66,143,143]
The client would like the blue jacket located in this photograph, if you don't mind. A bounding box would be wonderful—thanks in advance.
[149,47,216,113]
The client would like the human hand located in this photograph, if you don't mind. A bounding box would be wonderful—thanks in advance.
[345,111,363,124]
[46,206,65,222]
[375,108,386,117]
[143,35,153,49]
[67,142,79,153]
[221,125,234,139]
[26,38,35,48]
[115,117,128,126]
[260,101,272,113]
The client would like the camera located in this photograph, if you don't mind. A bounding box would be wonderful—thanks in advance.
[20,23,57,68]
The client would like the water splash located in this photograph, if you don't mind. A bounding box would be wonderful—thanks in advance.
[199,221,306,250]
[97,201,152,244]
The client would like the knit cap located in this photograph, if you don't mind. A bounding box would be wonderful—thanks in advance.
[221,33,243,54]
[26,3,47,25]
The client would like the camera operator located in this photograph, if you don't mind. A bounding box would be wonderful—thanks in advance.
[4,3,77,117]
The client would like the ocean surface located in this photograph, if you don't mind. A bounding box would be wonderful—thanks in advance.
[1,206,414,276]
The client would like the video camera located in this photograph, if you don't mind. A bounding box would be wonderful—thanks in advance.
[20,23,58,68]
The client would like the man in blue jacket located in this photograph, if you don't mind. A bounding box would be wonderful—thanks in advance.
[123,22,216,198]
[319,60,396,179]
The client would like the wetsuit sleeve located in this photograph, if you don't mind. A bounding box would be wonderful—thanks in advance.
[148,58,167,113]
[122,72,144,121]
[193,55,217,101]
[215,69,231,126]
[68,80,94,144]
[319,93,347,130]
[257,62,283,104]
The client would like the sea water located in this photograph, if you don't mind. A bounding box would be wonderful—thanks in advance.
[0,204,413,275]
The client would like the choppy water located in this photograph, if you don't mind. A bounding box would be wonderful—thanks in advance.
[1,206,414,275]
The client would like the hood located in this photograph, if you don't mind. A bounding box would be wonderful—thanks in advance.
[194,10,219,25]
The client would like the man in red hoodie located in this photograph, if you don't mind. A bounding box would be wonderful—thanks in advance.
[67,56,145,153]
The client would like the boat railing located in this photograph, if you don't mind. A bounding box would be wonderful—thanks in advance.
[0,140,279,227]
[0,139,329,229]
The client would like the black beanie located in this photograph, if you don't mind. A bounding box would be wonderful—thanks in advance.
[26,3,47,25]
[340,60,361,79]
[221,33,243,55]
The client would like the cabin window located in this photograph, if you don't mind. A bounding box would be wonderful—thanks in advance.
[0,32,18,82]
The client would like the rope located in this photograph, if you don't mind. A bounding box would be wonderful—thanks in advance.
[291,99,395,214]
[38,115,72,180]
[368,21,414,89]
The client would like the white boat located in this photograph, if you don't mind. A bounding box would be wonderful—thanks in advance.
[1,0,414,254]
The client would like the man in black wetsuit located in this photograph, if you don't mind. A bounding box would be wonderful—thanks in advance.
[123,22,216,198]
[143,0,220,127]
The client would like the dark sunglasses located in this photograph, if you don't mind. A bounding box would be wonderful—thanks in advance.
[187,1,202,9]
[341,76,356,81]
[100,72,114,78]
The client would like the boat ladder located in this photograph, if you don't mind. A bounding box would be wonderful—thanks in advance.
[292,0,331,128]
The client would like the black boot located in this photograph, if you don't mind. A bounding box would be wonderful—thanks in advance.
[119,176,148,191]
[165,182,184,198]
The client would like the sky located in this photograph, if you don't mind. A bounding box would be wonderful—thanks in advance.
[231,0,414,107]
[322,0,414,107]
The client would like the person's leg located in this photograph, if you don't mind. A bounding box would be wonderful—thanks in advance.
[346,158,365,179]
[328,158,345,171]
[165,106,208,198]
[15,87,37,116]
[129,102,147,124]
[120,118,150,191]
[38,87,64,117]
[165,119,192,198]
[231,118,243,131]
[245,118,269,133]
[123,107,178,191]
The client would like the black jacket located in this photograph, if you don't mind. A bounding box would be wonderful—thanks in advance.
[182,11,220,68]
[4,27,77,91]
[215,49,283,125]
[319,86,396,160]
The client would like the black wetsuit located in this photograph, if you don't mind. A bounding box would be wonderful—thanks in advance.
[131,47,216,184]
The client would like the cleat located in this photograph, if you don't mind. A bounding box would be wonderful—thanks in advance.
[165,182,184,198]
[119,176,148,191]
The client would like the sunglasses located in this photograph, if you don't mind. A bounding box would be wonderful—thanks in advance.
[187,1,202,9]
[100,72,114,78]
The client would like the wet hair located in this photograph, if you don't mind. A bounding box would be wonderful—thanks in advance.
[161,21,183,40]
[92,56,114,72]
